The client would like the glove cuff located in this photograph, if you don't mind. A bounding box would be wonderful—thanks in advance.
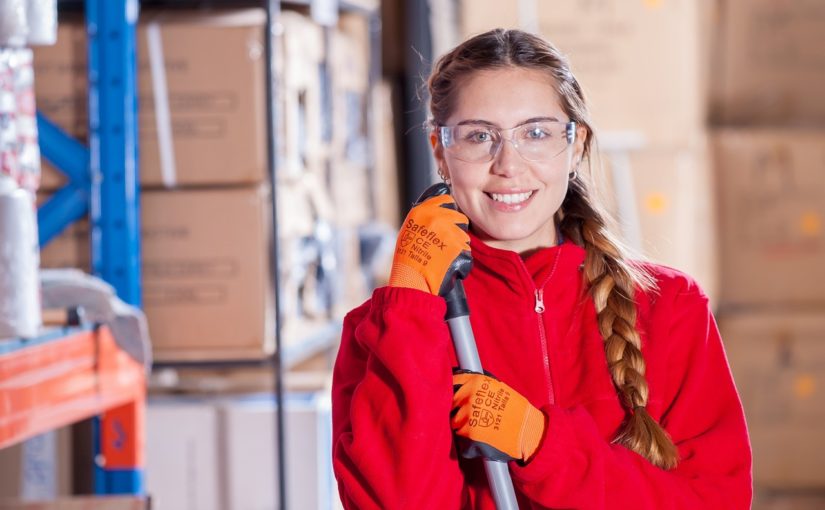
[388,261,431,294]
[521,405,548,463]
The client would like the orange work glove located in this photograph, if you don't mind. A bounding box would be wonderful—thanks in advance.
[451,370,547,464]
[388,191,471,297]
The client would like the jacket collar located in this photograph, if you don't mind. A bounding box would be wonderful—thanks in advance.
[468,231,587,298]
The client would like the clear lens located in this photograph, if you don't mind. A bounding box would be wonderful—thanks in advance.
[440,121,576,163]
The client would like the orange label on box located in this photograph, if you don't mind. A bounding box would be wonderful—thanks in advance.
[644,192,669,215]
[800,212,822,237]
[794,374,816,400]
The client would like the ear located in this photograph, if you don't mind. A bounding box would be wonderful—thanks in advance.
[572,124,588,164]
[430,130,450,180]
[429,130,441,155]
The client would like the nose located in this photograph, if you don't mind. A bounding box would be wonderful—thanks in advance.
[491,139,526,177]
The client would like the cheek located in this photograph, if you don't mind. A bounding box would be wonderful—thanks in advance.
[537,165,571,213]
[445,165,484,204]
[449,182,478,216]
[539,162,571,190]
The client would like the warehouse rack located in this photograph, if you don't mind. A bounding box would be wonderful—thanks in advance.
[11,0,381,507]
[2,0,146,497]
[0,325,146,493]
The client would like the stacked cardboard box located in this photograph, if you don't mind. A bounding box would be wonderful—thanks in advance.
[709,0,825,503]
[711,0,825,126]
[721,313,825,488]
[34,10,269,189]
[0,497,147,510]
[0,428,72,501]
[455,0,718,302]
[35,10,275,362]
[451,0,825,501]
[35,9,377,362]
[144,392,334,510]
[713,130,825,310]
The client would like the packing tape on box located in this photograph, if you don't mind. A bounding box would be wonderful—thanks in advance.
[146,22,177,188]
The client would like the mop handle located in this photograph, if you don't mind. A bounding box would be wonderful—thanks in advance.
[445,282,519,510]
[410,182,518,508]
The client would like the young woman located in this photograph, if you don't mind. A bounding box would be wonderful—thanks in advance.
[331,29,752,509]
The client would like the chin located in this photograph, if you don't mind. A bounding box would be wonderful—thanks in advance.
[474,222,540,245]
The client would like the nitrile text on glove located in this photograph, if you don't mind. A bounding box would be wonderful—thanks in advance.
[404,219,448,250]
[470,381,509,430]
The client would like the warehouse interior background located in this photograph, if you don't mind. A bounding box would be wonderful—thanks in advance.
[1,0,824,508]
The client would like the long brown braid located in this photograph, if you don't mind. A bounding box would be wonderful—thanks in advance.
[428,28,679,469]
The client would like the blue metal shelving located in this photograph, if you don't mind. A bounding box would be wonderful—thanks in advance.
[85,0,142,308]
[36,0,143,496]
[38,0,142,307]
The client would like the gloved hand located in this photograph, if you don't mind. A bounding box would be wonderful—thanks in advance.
[451,370,547,464]
[388,187,471,297]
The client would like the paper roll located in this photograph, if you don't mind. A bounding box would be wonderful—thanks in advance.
[0,175,42,339]
[25,0,57,46]
[0,0,27,47]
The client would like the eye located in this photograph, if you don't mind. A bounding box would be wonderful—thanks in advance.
[463,128,495,144]
[525,126,551,140]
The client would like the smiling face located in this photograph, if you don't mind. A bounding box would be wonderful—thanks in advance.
[432,67,586,254]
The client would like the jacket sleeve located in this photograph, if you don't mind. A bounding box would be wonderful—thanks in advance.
[509,282,753,509]
[331,286,466,509]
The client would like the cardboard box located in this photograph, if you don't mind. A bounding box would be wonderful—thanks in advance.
[752,490,825,510]
[372,80,401,229]
[333,226,368,317]
[459,0,706,147]
[713,129,825,310]
[713,0,825,125]
[219,393,335,510]
[141,186,274,361]
[145,393,335,510]
[38,179,321,268]
[38,219,90,271]
[720,312,825,488]
[145,399,220,510]
[33,10,268,190]
[0,497,147,510]
[280,12,327,180]
[327,22,372,227]
[38,184,337,361]
[603,135,718,305]
[0,429,72,501]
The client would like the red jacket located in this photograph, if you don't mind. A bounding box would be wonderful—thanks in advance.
[332,236,753,509]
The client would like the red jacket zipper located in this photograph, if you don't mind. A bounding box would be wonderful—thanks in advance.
[514,249,562,406]
[534,288,555,406]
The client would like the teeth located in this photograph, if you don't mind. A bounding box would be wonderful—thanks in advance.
[490,191,533,204]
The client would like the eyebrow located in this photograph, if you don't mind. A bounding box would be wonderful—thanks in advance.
[456,116,562,127]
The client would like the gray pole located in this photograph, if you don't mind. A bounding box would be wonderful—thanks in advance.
[416,172,519,510]
[445,283,519,510]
